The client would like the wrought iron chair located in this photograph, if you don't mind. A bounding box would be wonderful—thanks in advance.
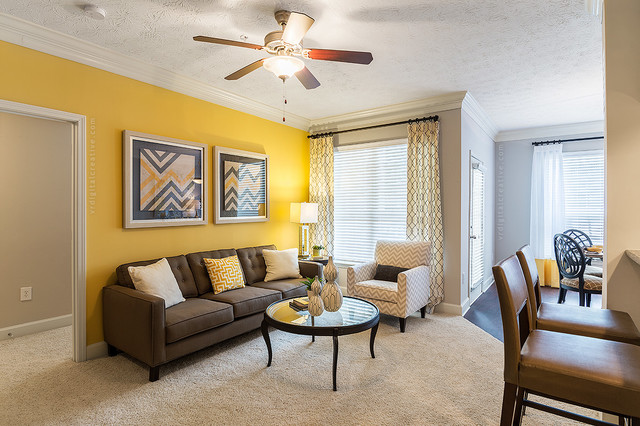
[553,233,602,307]
[492,255,640,425]
[563,229,593,265]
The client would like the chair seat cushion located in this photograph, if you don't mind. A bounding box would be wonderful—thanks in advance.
[251,279,307,299]
[537,303,640,345]
[519,330,640,417]
[352,280,398,303]
[585,265,603,278]
[200,286,281,318]
[165,298,234,344]
[561,274,602,291]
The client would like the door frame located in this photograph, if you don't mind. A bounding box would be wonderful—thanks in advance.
[0,99,86,362]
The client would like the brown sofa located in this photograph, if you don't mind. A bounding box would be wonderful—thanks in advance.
[103,244,321,381]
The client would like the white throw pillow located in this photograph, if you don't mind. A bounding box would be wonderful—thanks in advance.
[263,248,301,282]
[128,258,185,308]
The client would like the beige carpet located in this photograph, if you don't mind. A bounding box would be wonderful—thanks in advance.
[0,313,596,425]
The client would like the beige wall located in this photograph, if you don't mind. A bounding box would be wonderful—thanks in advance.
[604,0,640,324]
[0,112,73,328]
[438,109,463,309]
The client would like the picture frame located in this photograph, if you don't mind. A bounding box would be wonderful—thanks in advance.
[123,130,208,228]
[214,146,269,224]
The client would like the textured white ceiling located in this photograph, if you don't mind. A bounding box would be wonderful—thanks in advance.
[0,0,603,131]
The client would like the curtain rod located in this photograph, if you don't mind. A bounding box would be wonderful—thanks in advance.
[531,136,604,146]
[308,115,439,139]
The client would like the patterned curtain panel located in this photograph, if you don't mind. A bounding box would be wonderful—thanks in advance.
[309,135,335,255]
[406,120,444,309]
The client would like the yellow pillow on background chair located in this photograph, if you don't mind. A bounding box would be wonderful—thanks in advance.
[204,255,245,294]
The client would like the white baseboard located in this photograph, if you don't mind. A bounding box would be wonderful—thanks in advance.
[434,302,465,316]
[86,341,108,360]
[0,314,72,341]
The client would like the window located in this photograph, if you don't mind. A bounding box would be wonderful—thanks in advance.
[334,141,407,263]
[562,150,604,245]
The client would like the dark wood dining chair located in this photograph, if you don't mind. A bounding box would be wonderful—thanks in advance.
[553,233,602,307]
[517,244,640,345]
[492,255,640,425]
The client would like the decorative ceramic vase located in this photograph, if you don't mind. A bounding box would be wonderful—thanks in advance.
[321,257,343,312]
[307,290,324,316]
[310,275,323,295]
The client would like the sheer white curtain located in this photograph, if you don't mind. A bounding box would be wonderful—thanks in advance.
[530,144,565,259]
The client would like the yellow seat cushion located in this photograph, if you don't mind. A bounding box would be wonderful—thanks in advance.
[204,256,245,294]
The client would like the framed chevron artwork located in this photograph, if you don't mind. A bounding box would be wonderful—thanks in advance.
[214,146,269,224]
[123,130,208,228]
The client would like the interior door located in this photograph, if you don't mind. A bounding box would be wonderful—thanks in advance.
[469,156,486,304]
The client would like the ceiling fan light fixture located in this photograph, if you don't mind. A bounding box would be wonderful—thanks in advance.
[263,56,304,80]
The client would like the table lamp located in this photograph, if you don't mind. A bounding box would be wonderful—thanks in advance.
[290,202,318,257]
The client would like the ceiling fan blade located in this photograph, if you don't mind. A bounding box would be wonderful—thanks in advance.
[295,67,320,89]
[306,48,373,65]
[282,12,314,45]
[225,59,265,80]
[193,36,263,51]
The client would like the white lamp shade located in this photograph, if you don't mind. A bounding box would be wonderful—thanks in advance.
[290,202,318,224]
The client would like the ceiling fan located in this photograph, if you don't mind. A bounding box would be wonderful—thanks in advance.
[193,10,373,89]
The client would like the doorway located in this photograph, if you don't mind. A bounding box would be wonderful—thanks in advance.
[0,99,86,362]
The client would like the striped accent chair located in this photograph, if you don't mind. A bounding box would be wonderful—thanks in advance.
[347,240,430,332]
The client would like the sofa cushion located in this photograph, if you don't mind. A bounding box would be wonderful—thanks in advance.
[263,248,301,282]
[236,245,276,284]
[251,279,307,299]
[200,286,281,318]
[186,248,240,295]
[116,255,198,298]
[204,256,245,294]
[128,258,186,308]
[165,298,234,344]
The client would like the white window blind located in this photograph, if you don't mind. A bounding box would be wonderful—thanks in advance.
[470,161,485,290]
[334,142,407,263]
[562,150,604,245]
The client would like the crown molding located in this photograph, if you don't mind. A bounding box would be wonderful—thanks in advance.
[461,92,499,140]
[494,120,604,142]
[0,13,310,131]
[308,92,467,133]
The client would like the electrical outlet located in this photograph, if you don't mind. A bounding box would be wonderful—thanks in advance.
[20,286,32,301]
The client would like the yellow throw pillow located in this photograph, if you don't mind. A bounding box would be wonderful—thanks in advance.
[204,256,245,294]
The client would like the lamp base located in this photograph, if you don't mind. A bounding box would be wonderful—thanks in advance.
[298,224,310,257]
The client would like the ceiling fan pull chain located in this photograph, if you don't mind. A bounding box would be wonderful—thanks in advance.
[282,79,287,122]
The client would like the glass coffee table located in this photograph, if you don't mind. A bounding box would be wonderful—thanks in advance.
[261,296,380,391]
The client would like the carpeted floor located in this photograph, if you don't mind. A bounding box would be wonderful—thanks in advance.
[0,313,595,425]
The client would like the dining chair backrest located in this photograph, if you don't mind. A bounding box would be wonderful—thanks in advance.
[553,234,586,280]
[516,244,541,325]
[563,229,592,250]
[492,255,532,384]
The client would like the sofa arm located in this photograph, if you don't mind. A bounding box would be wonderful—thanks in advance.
[299,260,323,279]
[347,261,377,296]
[397,265,430,317]
[103,285,166,367]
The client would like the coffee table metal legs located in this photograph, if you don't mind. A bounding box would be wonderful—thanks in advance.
[370,321,378,358]
[261,319,272,367]
[332,331,339,391]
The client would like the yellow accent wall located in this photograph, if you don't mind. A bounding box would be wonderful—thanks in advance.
[0,41,310,345]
